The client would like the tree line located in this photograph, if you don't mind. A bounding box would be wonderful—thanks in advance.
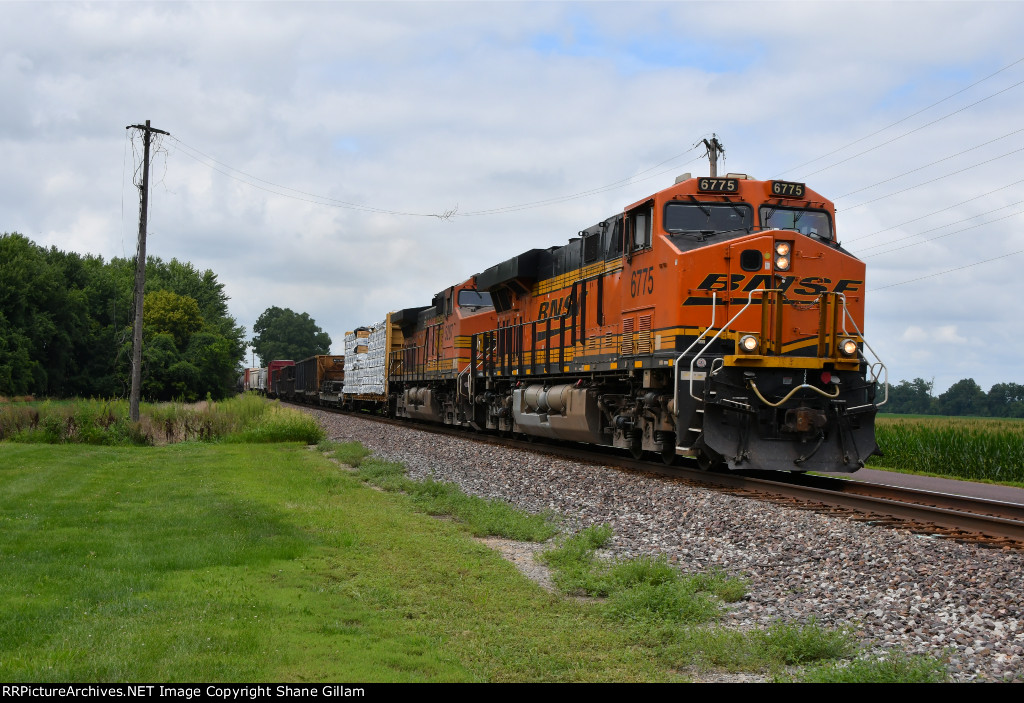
[885,377,1024,418]
[0,232,246,401]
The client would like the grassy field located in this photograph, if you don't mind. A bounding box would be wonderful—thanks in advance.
[871,414,1024,486]
[0,437,946,682]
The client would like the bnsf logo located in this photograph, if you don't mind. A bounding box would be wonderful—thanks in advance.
[696,273,862,296]
[537,293,577,321]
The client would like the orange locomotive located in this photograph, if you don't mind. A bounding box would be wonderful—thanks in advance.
[381,172,886,472]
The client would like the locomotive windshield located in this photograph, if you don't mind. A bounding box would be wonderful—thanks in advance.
[663,202,753,234]
[458,289,493,311]
[760,206,833,241]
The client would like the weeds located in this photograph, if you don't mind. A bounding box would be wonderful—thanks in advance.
[792,650,948,683]
[1,399,149,445]
[0,395,323,446]
[540,526,747,625]
[753,619,856,665]
[348,454,558,542]
[319,440,371,467]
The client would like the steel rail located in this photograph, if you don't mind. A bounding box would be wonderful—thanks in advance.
[295,402,1024,546]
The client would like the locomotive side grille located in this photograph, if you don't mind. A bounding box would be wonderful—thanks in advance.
[622,317,634,355]
[637,314,652,355]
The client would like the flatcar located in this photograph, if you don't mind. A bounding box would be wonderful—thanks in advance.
[279,170,888,472]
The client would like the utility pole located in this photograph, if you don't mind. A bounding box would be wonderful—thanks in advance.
[702,134,724,177]
[126,120,170,422]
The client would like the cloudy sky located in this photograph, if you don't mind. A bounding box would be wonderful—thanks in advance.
[3,1,1023,395]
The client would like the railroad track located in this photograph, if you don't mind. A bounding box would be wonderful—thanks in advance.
[298,403,1024,548]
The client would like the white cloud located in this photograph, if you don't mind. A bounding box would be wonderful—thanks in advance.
[2,1,1024,394]
[900,326,929,343]
[933,325,968,344]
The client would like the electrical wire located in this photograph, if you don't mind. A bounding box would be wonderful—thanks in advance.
[871,247,1024,291]
[774,56,1024,178]
[833,128,1024,200]
[170,137,444,217]
[852,199,1024,253]
[799,78,1024,180]
[459,149,704,216]
[844,178,1024,243]
[120,130,129,258]
[840,145,1024,211]
[169,135,702,219]
[859,207,1024,258]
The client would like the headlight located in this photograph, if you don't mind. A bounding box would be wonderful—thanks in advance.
[739,334,759,353]
[839,338,858,357]
[775,241,791,270]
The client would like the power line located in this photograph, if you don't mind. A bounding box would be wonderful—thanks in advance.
[170,138,451,218]
[459,149,704,216]
[798,77,1024,180]
[840,144,1024,211]
[860,207,1024,258]
[853,199,1024,253]
[844,178,1024,243]
[170,136,702,219]
[871,247,1024,291]
[774,56,1024,178]
[833,128,1024,200]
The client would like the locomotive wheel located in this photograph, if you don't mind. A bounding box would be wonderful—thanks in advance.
[630,444,644,461]
[661,438,677,466]
[696,449,717,472]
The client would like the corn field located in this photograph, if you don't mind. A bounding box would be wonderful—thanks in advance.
[871,415,1024,484]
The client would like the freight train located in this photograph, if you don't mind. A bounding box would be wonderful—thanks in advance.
[255,171,887,472]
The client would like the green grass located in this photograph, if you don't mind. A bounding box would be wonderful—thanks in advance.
[534,525,948,681]
[0,442,672,681]
[871,415,1024,485]
[540,525,746,624]
[348,449,559,543]
[655,620,857,675]
[793,651,949,683]
[0,439,949,682]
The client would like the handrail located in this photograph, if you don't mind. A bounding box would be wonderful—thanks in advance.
[836,293,889,406]
[687,289,766,401]
[671,288,889,454]
[673,291,716,418]
[455,356,486,403]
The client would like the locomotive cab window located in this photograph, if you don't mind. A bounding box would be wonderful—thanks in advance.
[760,206,833,241]
[628,205,653,251]
[663,202,753,234]
[458,289,493,311]
[609,217,624,257]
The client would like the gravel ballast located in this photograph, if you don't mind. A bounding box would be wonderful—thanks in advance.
[306,407,1023,682]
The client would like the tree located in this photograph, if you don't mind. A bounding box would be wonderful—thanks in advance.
[987,382,1024,418]
[937,378,988,417]
[251,307,331,365]
[0,233,74,396]
[144,290,203,350]
[886,378,935,415]
[0,233,246,401]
